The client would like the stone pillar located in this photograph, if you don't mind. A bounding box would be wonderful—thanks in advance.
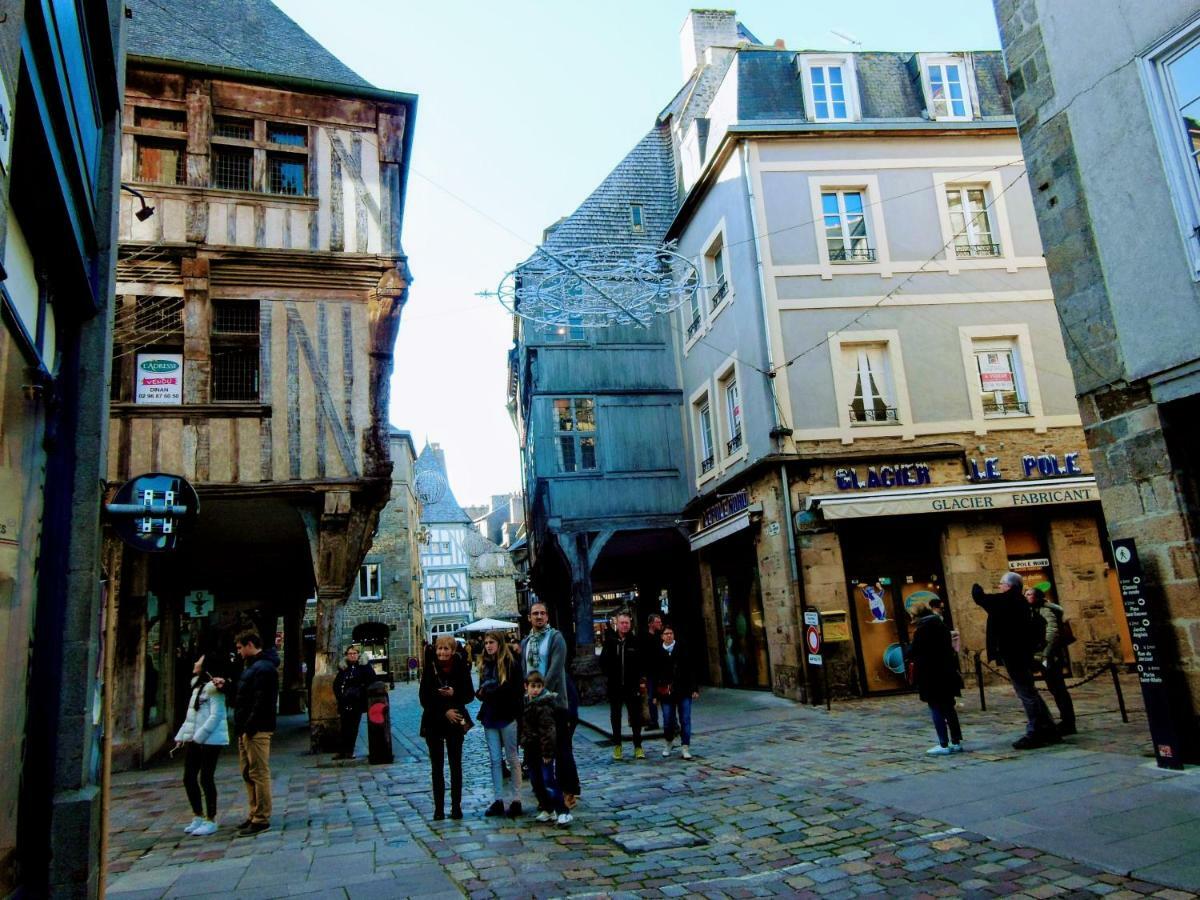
[939,519,1008,662]
[750,474,804,701]
[279,604,306,714]
[797,528,856,696]
[696,552,722,685]
[110,554,150,772]
[1046,514,1120,674]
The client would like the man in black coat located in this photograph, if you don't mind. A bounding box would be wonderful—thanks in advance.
[226,630,279,835]
[641,613,665,729]
[600,611,645,760]
[972,572,1058,749]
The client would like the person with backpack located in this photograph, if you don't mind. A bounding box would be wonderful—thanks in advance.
[1026,586,1077,736]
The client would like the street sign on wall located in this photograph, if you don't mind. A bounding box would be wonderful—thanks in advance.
[804,610,822,666]
[1112,538,1188,769]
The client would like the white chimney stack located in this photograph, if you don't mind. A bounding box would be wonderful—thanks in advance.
[679,9,740,80]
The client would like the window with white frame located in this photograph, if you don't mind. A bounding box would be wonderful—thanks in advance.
[358,563,381,600]
[1143,23,1200,277]
[720,371,743,454]
[946,186,999,257]
[799,56,859,122]
[705,235,729,309]
[553,397,598,472]
[923,57,971,120]
[695,396,715,475]
[822,190,874,262]
[843,344,898,424]
[973,340,1029,416]
[685,278,703,340]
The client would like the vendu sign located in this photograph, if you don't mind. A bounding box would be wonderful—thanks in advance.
[135,353,183,405]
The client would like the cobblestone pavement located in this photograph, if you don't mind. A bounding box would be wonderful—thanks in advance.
[106,671,1200,899]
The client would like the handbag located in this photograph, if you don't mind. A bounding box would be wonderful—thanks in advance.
[1059,618,1077,646]
[655,682,673,699]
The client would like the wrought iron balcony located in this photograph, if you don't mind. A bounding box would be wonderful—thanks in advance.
[849,405,899,423]
[710,278,729,308]
[687,315,702,339]
[829,247,876,262]
[982,398,1030,415]
[955,242,1001,258]
[726,430,743,454]
[701,455,715,474]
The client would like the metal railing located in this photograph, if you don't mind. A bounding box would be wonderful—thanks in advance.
[687,315,702,339]
[726,430,743,454]
[710,278,729,308]
[955,242,1001,258]
[700,455,715,474]
[982,399,1030,415]
[829,247,876,262]
[849,405,899,423]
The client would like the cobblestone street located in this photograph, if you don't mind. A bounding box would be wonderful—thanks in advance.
[107,673,1200,899]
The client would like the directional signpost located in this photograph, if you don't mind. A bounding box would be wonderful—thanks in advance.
[1112,538,1188,769]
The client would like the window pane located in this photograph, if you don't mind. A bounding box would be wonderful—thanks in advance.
[812,67,825,85]
[699,405,713,456]
[828,66,843,86]
[579,437,597,470]
[832,100,847,119]
[559,435,577,471]
[712,247,725,282]
[843,191,864,215]
[213,147,252,190]
[214,117,253,140]
[211,347,260,401]
[267,124,308,147]
[268,154,307,195]
[136,139,184,185]
[554,399,573,431]
[573,399,595,430]
[822,192,839,215]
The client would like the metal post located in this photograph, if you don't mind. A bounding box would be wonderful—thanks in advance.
[822,662,831,712]
[1110,662,1129,723]
[975,652,987,711]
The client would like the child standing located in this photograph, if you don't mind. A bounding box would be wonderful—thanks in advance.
[522,672,570,826]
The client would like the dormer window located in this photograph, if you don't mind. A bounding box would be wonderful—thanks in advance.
[919,54,975,121]
[630,203,645,234]
[798,54,861,122]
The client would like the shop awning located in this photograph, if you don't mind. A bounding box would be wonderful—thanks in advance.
[689,503,762,551]
[809,476,1099,521]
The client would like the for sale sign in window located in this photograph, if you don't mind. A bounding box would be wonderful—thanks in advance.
[135,353,183,404]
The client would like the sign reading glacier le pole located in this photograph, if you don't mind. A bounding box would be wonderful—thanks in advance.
[135,353,183,404]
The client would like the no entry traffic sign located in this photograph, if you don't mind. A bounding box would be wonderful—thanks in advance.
[804,610,823,666]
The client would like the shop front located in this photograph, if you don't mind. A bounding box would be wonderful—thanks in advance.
[691,489,771,690]
[798,449,1131,696]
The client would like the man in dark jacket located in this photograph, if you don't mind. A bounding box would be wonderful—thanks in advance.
[641,614,665,729]
[230,630,279,834]
[600,611,645,760]
[972,572,1058,749]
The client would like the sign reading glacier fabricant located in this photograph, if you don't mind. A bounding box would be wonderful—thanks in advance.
[135,353,183,404]
[1112,538,1187,770]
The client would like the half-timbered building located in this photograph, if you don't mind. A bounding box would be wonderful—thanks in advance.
[416,442,474,637]
[106,0,415,761]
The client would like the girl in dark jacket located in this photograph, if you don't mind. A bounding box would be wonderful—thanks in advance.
[476,631,524,817]
[419,635,475,820]
[907,602,965,755]
[653,625,700,759]
[332,645,378,760]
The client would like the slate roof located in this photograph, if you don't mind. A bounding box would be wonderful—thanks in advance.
[126,0,372,90]
[536,125,677,255]
[415,443,473,525]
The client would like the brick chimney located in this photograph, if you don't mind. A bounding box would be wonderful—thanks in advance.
[679,9,740,79]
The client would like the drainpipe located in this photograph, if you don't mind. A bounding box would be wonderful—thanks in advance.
[740,140,813,703]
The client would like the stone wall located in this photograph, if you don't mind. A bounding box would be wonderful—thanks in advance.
[796,529,858,696]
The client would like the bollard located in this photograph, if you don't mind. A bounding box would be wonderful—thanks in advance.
[1110,662,1129,723]
[366,681,394,764]
[975,652,987,711]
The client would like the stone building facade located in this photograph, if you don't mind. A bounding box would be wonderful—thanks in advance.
[466,534,521,621]
[333,428,424,677]
[992,0,1200,754]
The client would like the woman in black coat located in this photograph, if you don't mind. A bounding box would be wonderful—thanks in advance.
[907,602,964,756]
[419,635,475,820]
[332,645,378,760]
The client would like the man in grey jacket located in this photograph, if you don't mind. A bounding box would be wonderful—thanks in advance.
[521,601,580,808]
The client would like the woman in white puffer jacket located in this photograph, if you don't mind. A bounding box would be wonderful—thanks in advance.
[174,654,229,836]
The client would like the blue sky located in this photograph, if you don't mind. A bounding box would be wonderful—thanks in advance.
[273,0,1003,506]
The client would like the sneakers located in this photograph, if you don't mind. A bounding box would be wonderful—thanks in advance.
[949,742,964,753]
[662,740,674,758]
[535,810,554,822]
[484,800,505,817]
[681,746,693,760]
[236,821,269,837]
[192,820,217,836]
[183,816,204,834]
[556,812,573,826]
[633,747,646,760]
[926,745,952,756]
[506,801,523,818]
[612,745,623,761]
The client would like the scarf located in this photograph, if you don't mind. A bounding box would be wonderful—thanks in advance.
[526,625,550,674]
